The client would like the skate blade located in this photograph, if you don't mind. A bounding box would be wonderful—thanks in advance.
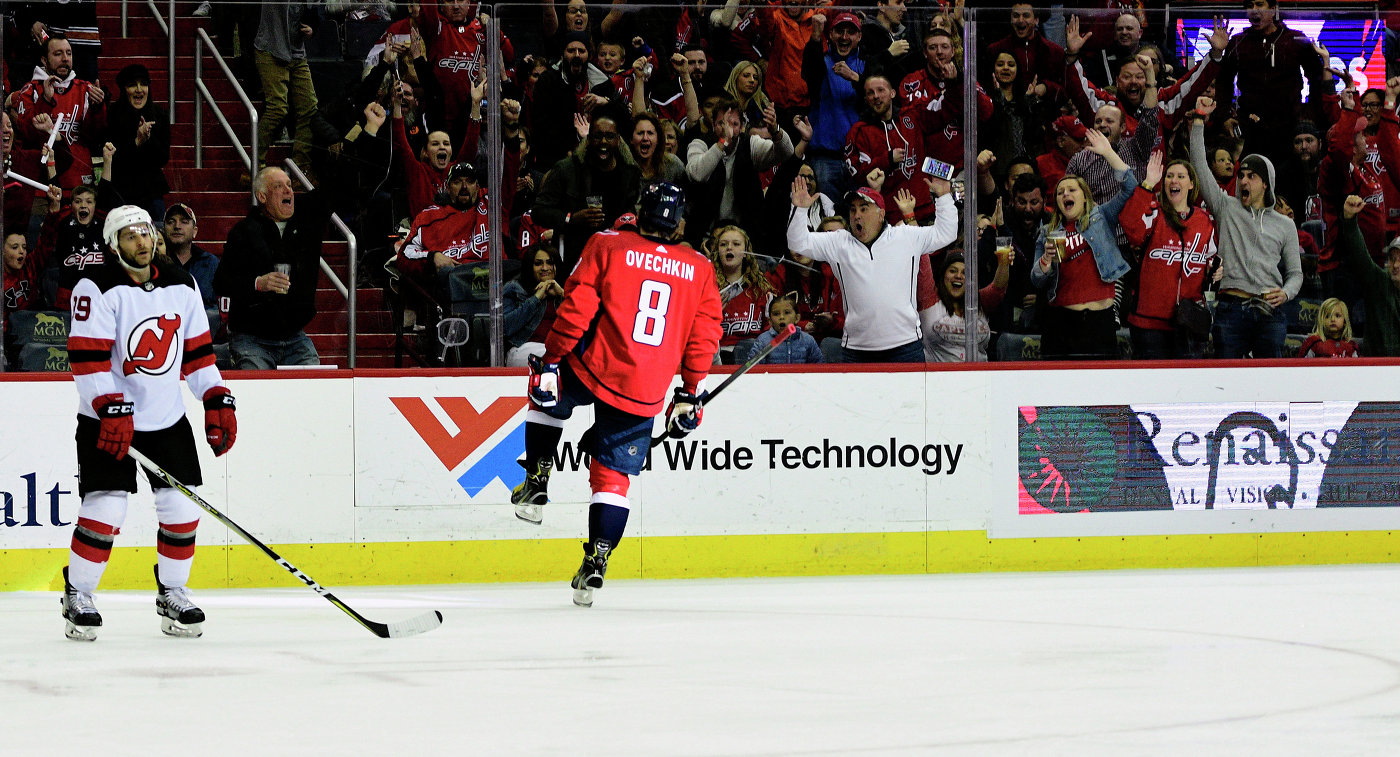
[64,622,98,642]
[572,587,594,607]
[514,503,543,524]
[160,618,204,638]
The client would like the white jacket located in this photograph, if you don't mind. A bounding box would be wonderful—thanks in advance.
[786,194,958,351]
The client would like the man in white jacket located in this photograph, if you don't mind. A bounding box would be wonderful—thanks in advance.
[788,178,958,362]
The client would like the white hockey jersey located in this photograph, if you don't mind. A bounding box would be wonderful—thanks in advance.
[68,262,225,431]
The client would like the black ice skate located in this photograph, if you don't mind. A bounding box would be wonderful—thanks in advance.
[511,459,552,525]
[154,566,205,638]
[571,540,611,608]
[61,566,102,642]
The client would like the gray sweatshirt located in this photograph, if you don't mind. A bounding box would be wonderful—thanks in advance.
[1188,120,1302,299]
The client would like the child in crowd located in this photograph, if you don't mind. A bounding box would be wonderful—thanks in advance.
[707,224,776,364]
[3,231,41,312]
[1298,298,1360,358]
[34,183,106,310]
[747,296,823,364]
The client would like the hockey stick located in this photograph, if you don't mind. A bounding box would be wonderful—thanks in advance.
[650,323,797,448]
[128,449,444,639]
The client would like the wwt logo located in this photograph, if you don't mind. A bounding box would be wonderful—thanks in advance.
[392,396,530,498]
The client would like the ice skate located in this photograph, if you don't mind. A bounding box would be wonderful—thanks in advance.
[61,566,102,642]
[571,540,611,608]
[154,566,205,638]
[511,459,552,525]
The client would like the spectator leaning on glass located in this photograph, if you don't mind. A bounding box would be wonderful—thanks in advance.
[1031,130,1136,361]
[213,168,330,369]
[787,177,957,364]
[1189,96,1301,359]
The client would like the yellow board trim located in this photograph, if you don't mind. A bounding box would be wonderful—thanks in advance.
[5,530,1398,591]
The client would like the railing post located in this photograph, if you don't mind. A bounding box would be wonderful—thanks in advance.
[486,3,504,367]
[168,0,176,121]
[962,11,981,363]
[195,36,203,169]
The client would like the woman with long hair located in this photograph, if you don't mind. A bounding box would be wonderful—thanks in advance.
[629,112,687,191]
[102,64,170,220]
[724,61,772,126]
[985,52,1049,165]
[1118,151,1218,359]
[921,245,1012,362]
[706,224,777,363]
[1031,130,1136,360]
[502,244,566,366]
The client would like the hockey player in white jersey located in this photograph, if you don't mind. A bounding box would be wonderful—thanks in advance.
[61,205,238,641]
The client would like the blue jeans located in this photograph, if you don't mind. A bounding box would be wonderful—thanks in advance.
[1214,299,1286,359]
[809,154,851,203]
[842,340,925,364]
[1130,325,1206,361]
[230,331,320,369]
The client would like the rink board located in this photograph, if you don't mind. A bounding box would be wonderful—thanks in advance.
[3,364,1400,590]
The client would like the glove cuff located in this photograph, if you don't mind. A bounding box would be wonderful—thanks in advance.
[93,393,134,418]
[203,386,236,411]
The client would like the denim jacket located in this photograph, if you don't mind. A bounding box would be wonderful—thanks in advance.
[1031,167,1135,301]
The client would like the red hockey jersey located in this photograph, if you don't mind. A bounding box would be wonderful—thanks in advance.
[8,70,105,191]
[543,229,722,416]
[419,3,514,135]
[893,72,991,167]
[1118,187,1217,330]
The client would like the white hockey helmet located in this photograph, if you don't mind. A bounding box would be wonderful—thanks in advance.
[103,204,156,252]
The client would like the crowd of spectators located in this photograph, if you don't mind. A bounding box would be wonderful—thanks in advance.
[8,0,1400,370]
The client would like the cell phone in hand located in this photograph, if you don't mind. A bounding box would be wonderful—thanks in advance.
[921,157,956,181]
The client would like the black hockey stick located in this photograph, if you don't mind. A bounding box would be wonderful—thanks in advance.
[650,323,798,448]
[128,449,444,639]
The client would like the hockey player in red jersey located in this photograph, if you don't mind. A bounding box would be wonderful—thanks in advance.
[510,182,722,607]
[60,206,237,641]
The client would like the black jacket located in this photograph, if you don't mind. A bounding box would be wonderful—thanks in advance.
[214,192,330,339]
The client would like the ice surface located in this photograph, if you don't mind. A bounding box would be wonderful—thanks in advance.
[6,566,1400,756]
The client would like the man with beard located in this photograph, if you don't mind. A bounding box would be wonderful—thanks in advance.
[531,31,612,169]
[8,33,106,194]
[1218,0,1328,169]
[788,178,958,364]
[1190,96,1302,359]
[1276,120,1324,232]
[214,168,331,369]
[534,114,641,273]
[1065,15,1226,142]
[162,204,219,311]
[391,75,488,217]
[996,173,1049,337]
[398,152,521,299]
[844,74,959,224]
[985,3,1065,88]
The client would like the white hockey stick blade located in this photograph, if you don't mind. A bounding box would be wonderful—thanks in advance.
[379,610,445,639]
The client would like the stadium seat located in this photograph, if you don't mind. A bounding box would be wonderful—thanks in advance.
[7,310,70,345]
[17,342,69,372]
[1282,297,1321,335]
[995,333,1042,362]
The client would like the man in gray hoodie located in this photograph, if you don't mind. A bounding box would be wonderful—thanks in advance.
[1189,96,1302,359]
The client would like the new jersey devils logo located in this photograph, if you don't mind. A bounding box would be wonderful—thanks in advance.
[122,314,181,376]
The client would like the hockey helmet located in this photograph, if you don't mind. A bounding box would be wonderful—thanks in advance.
[103,204,156,252]
[639,182,685,233]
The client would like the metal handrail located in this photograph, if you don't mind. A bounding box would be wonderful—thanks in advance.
[193,28,259,203]
[285,160,359,369]
[119,0,176,119]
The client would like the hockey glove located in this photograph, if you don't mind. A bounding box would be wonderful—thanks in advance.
[202,387,238,456]
[528,354,560,408]
[93,394,135,460]
[665,387,703,439]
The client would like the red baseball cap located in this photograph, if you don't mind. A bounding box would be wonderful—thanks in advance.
[844,187,885,211]
[1051,115,1088,140]
[831,12,861,30]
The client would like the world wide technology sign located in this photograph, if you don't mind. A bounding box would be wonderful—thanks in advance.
[1018,402,1400,514]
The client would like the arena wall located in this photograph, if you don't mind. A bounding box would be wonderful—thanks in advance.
[4,363,1399,591]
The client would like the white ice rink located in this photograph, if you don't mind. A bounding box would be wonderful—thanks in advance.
[6,565,1400,756]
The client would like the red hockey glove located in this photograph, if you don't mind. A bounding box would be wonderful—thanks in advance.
[665,387,703,439]
[203,387,237,456]
[528,354,560,408]
[93,394,134,460]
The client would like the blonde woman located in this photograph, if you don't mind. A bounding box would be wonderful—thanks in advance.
[724,61,772,126]
[1031,129,1136,360]
[706,224,777,363]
